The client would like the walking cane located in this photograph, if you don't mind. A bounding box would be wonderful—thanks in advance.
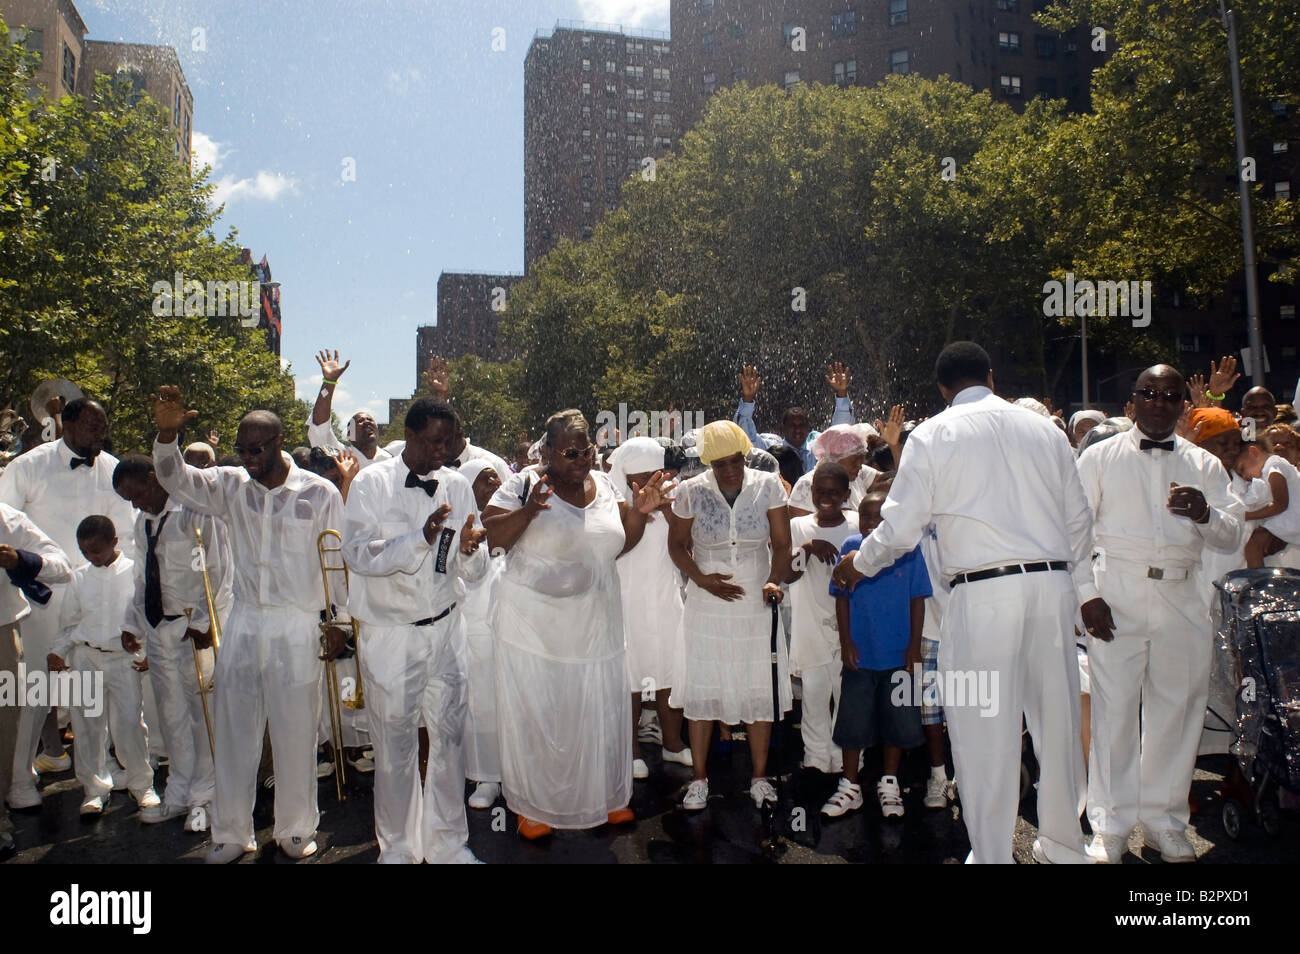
[762,595,783,853]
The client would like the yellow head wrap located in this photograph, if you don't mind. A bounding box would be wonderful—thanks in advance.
[696,420,753,466]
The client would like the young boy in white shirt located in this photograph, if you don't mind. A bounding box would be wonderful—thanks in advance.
[47,515,159,817]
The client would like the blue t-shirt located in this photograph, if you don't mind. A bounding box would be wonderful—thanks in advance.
[828,538,932,670]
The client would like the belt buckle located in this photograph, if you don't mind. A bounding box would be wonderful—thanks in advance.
[1147,567,1164,580]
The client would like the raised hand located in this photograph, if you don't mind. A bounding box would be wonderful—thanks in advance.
[875,404,905,447]
[459,513,486,554]
[315,349,351,382]
[825,361,851,399]
[45,395,66,418]
[423,503,453,544]
[630,470,673,515]
[151,385,199,437]
[1187,372,1210,409]
[336,450,360,485]
[1175,402,1205,443]
[738,365,762,403]
[1208,356,1240,398]
[422,356,450,401]
[523,473,552,516]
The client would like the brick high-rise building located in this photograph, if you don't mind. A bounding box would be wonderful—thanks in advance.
[418,271,525,371]
[524,21,675,271]
[78,40,193,165]
[1,0,86,101]
[670,0,1105,134]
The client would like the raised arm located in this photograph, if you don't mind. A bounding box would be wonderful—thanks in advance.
[150,387,231,517]
[311,349,350,427]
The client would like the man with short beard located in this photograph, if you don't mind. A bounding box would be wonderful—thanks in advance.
[0,397,137,810]
[1239,386,1277,436]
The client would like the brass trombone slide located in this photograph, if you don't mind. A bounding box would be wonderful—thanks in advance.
[192,526,223,761]
[318,529,363,801]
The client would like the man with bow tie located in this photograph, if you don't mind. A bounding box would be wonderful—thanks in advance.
[1076,365,1243,864]
[0,397,137,811]
[341,398,488,864]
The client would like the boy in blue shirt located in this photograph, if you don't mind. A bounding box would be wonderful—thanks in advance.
[822,492,932,818]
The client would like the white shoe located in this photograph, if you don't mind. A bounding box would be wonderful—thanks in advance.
[682,778,709,811]
[632,758,650,780]
[1086,832,1127,864]
[315,761,334,779]
[1144,828,1195,863]
[923,774,950,809]
[750,777,778,809]
[205,840,255,864]
[140,801,187,824]
[877,775,904,818]
[34,750,70,773]
[821,777,864,818]
[467,782,500,809]
[346,753,374,773]
[280,835,318,859]
[184,805,209,832]
[7,786,41,811]
[447,846,484,864]
[1033,837,1094,864]
[133,788,161,811]
[79,794,107,816]
[661,746,693,766]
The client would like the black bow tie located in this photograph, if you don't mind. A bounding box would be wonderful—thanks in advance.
[1139,439,1175,452]
[405,472,439,497]
[69,456,93,470]
[448,458,462,469]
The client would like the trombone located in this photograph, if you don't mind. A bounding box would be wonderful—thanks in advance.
[192,526,223,762]
[318,529,364,801]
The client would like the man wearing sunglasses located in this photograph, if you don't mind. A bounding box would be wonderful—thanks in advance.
[150,387,351,864]
[1075,365,1243,864]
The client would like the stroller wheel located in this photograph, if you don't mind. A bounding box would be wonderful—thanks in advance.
[1221,800,1243,840]
[1259,797,1283,838]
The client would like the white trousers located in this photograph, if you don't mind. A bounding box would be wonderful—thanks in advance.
[318,655,370,749]
[68,645,154,799]
[1087,569,1209,836]
[359,614,469,864]
[941,571,1086,864]
[799,658,842,773]
[9,591,63,799]
[210,604,321,847]
[144,616,215,808]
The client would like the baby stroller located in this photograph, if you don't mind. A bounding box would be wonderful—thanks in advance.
[1213,569,1300,840]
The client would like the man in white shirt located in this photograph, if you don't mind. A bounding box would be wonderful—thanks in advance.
[832,342,1093,864]
[307,350,392,470]
[0,505,72,853]
[1076,366,1244,864]
[342,398,488,864]
[114,454,233,832]
[150,388,351,863]
[0,398,137,809]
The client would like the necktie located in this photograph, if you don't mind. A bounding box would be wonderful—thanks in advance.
[405,472,439,497]
[448,458,462,469]
[69,456,92,470]
[144,512,170,628]
[1139,439,1175,452]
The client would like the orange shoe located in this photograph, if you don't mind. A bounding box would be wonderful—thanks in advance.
[517,816,553,840]
[607,807,635,825]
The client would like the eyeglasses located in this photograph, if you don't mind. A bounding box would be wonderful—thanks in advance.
[552,444,594,460]
[233,442,268,456]
[1134,388,1183,405]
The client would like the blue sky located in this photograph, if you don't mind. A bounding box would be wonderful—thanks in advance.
[75,0,671,424]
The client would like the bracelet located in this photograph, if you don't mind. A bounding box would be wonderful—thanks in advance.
[1206,389,1225,401]
[321,379,337,390]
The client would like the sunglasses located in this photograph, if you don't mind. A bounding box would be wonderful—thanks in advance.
[233,442,270,456]
[551,444,594,460]
[1134,388,1183,405]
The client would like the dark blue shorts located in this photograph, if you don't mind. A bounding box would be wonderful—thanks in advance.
[832,666,924,751]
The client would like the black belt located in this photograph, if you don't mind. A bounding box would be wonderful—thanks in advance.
[950,561,1068,588]
[163,613,183,622]
[413,603,456,627]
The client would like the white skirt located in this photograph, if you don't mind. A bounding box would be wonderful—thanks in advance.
[462,568,501,782]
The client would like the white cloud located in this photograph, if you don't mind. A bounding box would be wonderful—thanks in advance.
[212,170,299,206]
[575,0,669,29]
[190,130,228,175]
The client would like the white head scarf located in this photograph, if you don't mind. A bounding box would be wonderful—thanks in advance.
[457,459,496,512]
[1068,409,1106,434]
[607,437,666,501]
[1014,397,1051,417]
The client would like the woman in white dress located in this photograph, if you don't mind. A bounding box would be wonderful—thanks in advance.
[666,420,793,812]
[481,410,669,840]
[608,438,692,779]
[457,460,506,810]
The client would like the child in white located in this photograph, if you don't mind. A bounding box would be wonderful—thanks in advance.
[787,461,858,773]
[48,516,158,816]
[1237,443,1300,566]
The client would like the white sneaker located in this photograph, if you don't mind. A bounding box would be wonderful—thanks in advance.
[923,774,950,809]
[682,778,709,811]
[1144,828,1196,863]
[750,777,778,808]
[184,805,209,832]
[34,750,70,773]
[1086,832,1127,864]
[447,846,484,864]
[79,794,107,816]
[346,753,375,774]
[661,746,693,766]
[877,775,904,818]
[133,788,161,811]
[140,801,187,825]
[280,835,318,860]
[632,758,650,779]
[821,777,864,817]
[1033,837,1094,864]
[7,786,41,811]
[315,761,334,779]
[467,782,500,809]
[205,840,255,864]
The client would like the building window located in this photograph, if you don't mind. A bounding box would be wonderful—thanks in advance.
[627,133,646,148]
[627,156,641,171]
[654,136,673,150]
[583,82,592,96]
[607,129,618,141]
[654,89,672,102]
[833,60,857,86]
[996,0,1019,10]
[582,153,593,165]
[61,43,76,91]
[583,105,592,120]
[582,58,592,71]
[1036,76,1058,97]
[889,0,909,26]
[606,83,617,97]
[1274,140,1289,154]
[626,110,644,123]
[1000,74,1023,97]
[582,226,593,240]
[732,24,745,38]
[606,106,619,120]
[604,176,616,192]
[581,175,593,190]
[604,60,615,74]
[582,128,592,141]
[626,39,645,54]
[998,31,1021,52]
[782,22,801,47]
[1281,305,1296,320]
[832,10,857,35]
[701,32,715,54]
[703,71,716,95]
[1063,33,1079,54]
[582,36,592,49]
[1276,180,1292,200]
[653,67,670,83]
[606,154,618,168]
[184,112,191,143]
[626,87,645,100]
[784,70,801,90]
[583,201,592,215]
[1272,99,1290,119]
[626,64,644,80]
[890,49,911,74]
[653,112,671,127]
[1035,34,1056,58]
[700,0,714,12]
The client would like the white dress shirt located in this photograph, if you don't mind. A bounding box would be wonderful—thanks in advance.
[52,554,135,656]
[153,439,346,616]
[341,455,487,625]
[383,439,512,483]
[852,387,1093,582]
[1073,427,1244,603]
[0,502,73,626]
[306,420,393,470]
[122,498,234,636]
[0,439,137,565]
